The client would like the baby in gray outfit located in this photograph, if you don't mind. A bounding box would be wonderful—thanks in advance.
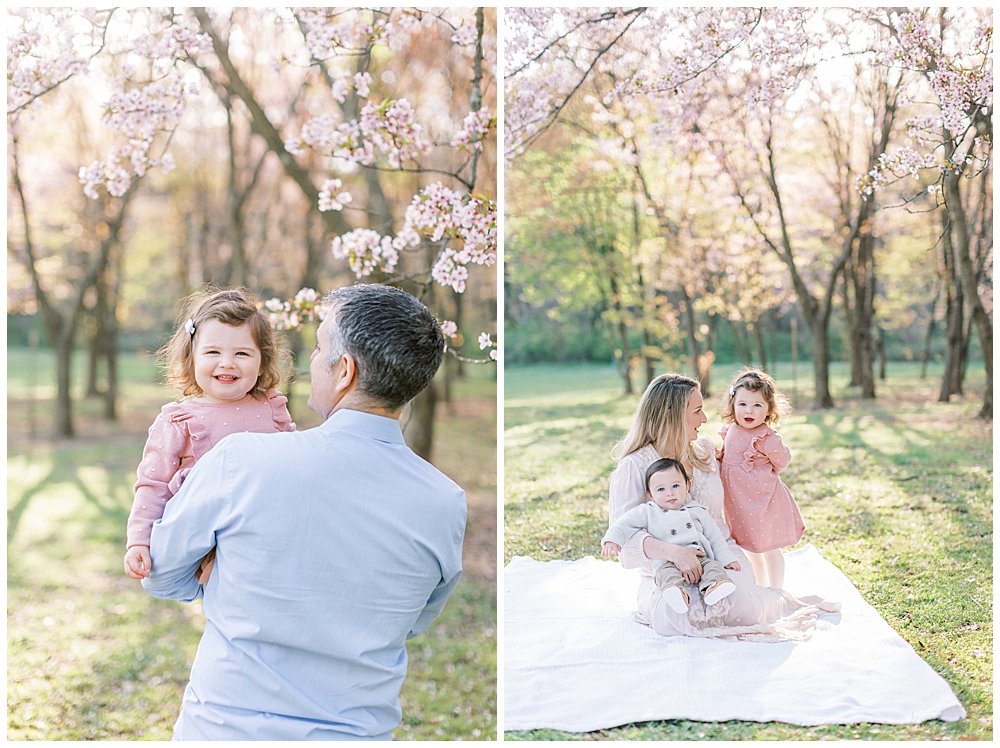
[602,457,741,614]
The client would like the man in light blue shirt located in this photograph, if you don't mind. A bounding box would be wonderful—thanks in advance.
[143,284,467,740]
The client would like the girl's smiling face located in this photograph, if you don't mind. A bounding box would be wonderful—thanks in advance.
[646,466,690,511]
[734,386,769,429]
[192,319,262,403]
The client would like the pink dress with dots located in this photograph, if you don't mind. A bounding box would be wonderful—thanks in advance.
[719,423,805,553]
[126,389,295,549]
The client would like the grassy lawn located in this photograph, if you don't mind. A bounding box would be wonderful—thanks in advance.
[504,360,992,741]
[7,348,496,740]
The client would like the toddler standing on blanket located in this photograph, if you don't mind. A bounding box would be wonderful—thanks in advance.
[719,368,805,589]
[123,288,295,585]
[602,457,741,614]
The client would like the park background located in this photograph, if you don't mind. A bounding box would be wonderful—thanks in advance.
[8,8,496,740]
[504,7,991,741]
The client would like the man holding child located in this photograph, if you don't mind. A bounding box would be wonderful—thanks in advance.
[142,284,467,740]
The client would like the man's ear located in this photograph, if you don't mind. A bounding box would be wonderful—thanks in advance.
[334,352,358,396]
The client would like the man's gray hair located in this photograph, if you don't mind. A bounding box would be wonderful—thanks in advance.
[321,284,446,410]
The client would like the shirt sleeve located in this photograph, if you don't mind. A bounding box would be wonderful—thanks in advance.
[127,412,187,548]
[758,430,792,473]
[609,457,655,569]
[406,567,463,640]
[141,441,233,603]
[603,504,651,549]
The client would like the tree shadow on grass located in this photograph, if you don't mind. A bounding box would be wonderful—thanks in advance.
[8,449,132,546]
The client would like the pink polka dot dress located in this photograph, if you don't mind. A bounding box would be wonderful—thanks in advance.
[719,423,805,553]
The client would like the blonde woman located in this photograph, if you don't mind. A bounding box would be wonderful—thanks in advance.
[608,374,836,638]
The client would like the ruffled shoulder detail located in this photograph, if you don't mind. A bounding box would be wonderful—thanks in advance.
[741,425,775,471]
[161,401,210,455]
[266,388,295,431]
[161,401,192,423]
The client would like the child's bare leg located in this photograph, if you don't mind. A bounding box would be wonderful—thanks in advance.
[760,549,785,589]
[743,549,770,587]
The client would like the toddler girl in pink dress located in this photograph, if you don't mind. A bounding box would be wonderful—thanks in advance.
[718,368,804,589]
[123,288,295,585]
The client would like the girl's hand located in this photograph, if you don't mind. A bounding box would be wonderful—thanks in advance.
[715,445,725,461]
[643,537,705,584]
[124,546,152,579]
[725,561,741,572]
[601,542,621,559]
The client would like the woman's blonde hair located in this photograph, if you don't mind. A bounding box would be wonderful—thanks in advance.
[720,367,790,426]
[158,287,289,400]
[612,373,713,472]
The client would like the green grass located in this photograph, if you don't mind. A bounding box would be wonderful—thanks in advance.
[7,348,496,740]
[504,360,992,741]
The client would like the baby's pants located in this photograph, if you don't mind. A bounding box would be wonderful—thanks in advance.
[655,556,728,593]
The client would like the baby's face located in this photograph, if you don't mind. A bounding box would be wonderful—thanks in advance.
[734,386,769,429]
[646,467,689,511]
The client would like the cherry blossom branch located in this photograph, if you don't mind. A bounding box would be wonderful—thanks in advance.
[504,8,646,80]
[512,11,647,157]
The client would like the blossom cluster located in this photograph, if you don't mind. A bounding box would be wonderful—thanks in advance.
[264,288,323,331]
[860,9,992,194]
[295,8,390,60]
[452,107,494,151]
[79,77,192,198]
[478,332,498,361]
[451,22,478,46]
[331,228,403,278]
[131,20,211,66]
[318,179,353,212]
[7,7,106,117]
[286,98,429,169]
[503,7,817,160]
[403,183,497,292]
[856,147,941,195]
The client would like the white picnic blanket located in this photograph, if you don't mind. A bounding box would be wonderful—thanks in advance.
[504,544,965,732]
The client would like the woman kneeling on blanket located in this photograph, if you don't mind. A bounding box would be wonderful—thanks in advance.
[607,373,838,639]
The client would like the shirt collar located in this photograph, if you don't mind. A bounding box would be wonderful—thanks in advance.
[321,407,406,444]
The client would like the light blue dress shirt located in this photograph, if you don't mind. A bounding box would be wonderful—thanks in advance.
[142,408,466,740]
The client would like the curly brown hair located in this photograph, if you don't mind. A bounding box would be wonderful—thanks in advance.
[158,287,289,400]
[719,367,790,427]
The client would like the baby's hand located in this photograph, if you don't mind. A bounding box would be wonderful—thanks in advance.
[601,542,621,559]
[124,546,152,579]
[725,561,741,572]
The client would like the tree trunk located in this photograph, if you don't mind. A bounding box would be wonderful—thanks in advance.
[699,313,718,397]
[920,282,939,379]
[810,317,835,409]
[753,319,767,372]
[602,246,633,396]
[854,231,876,399]
[728,317,752,365]
[11,131,134,437]
[875,325,887,381]
[404,381,437,462]
[944,170,993,419]
[86,313,103,397]
[681,287,702,389]
[938,218,964,401]
[842,269,862,386]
